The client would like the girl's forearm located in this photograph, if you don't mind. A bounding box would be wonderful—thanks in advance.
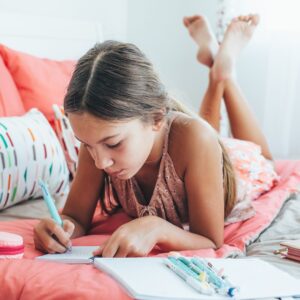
[155,217,219,251]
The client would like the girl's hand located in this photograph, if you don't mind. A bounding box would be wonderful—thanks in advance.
[34,218,74,253]
[93,216,163,257]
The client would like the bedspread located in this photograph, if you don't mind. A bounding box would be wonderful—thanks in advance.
[0,160,299,300]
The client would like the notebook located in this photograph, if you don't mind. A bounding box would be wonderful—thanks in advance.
[35,246,98,264]
[93,257,300,300]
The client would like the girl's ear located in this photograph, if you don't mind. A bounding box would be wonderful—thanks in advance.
[152,109,167,131]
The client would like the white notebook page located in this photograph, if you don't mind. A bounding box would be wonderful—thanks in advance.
[36,246,98,264]
[94,257,300,300]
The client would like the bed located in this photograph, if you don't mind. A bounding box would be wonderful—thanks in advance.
[1,11,300,300]
[0,160,299,299]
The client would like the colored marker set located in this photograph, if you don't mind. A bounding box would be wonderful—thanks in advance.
[164,253,239,297]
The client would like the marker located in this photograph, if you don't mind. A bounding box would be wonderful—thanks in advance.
[192,258,239,297]
[177,256,203,278]
[164,258,214,295]
[191,257,224,288]
[38,179,72,252]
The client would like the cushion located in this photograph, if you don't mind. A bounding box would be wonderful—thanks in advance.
[0,44,75,123]
[0,108,69,210]
[223,138,279,225]
[0,56,25,117]
[52,104,80,178]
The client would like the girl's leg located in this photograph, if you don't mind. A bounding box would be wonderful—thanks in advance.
[184,14,273,160]
[222,78,273,160]
[183,15,223,131]
[198,71,224,132]
[212,14,272,160]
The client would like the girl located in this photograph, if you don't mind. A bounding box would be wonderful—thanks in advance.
[34,14,277,257]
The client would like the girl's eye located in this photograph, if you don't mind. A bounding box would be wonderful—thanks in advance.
[106,142,121,149]
[83,143,91,149]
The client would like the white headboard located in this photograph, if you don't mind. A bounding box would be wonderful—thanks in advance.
[0,12,103,60]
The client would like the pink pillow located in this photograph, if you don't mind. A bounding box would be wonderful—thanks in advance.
[0,56,25,116]
[0,44,76,123]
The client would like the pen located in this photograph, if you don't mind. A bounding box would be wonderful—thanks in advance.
[177,256,203,277]
[164,258,214,295]
[38,179,72,252]
[192,258,239,297]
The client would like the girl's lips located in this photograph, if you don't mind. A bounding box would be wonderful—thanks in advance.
[109,169,124,176]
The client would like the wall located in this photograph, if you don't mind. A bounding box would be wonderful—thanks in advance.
[0,0,128,41]
[127,0,218,112]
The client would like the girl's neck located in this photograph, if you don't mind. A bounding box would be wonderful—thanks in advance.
[144,118,168,166]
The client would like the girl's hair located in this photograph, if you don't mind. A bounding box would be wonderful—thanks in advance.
[64,40,236,217]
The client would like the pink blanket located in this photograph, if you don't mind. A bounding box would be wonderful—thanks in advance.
[0,160,299,300]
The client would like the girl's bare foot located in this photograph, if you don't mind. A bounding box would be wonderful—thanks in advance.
[183,15,218,68]
[212,14,260,81]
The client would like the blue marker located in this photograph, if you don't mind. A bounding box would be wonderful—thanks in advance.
[38,179,72,252]
[165,257,214,295]
[192,258,239,297]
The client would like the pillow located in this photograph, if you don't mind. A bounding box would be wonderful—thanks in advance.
[52,104,80,178]
[223,137,279,225]
[0,108,69,210]
[0,44,76,123]
[0,56,25,116]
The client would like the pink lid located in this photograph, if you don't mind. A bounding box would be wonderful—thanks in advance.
[0,231,23,246]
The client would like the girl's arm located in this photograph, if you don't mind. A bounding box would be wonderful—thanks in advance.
[157,118,225,250]
[61,144,104,238]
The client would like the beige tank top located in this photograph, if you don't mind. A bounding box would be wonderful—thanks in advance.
[108,114,188,228]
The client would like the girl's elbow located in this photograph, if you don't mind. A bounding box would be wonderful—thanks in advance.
[214,240,224,249]
[211,236,224,249]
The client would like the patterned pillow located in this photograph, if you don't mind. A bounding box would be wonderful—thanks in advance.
[52,104,80,178]
[0,108,69,210]
[223,137,279,225]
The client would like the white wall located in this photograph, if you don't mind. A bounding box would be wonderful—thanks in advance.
[127,0,218,112]
[0,0,128,41]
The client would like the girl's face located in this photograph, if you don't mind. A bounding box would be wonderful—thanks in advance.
[68,112,159,179]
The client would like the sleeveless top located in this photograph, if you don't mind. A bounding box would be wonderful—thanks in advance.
[108,114,188,228]
[106,114,279,227]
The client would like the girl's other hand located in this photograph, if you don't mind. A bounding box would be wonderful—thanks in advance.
[34,218,74,253]
[92,216,162,258]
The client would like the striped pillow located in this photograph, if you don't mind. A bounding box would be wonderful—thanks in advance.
[0,108,69,210]
[52,104,80,178]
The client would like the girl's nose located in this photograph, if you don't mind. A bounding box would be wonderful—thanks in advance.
[91,149,114,170]
[95,157,114,170]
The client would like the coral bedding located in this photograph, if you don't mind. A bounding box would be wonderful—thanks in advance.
[0,160,299,300]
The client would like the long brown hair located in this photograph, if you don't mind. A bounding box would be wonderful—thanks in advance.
[64,41,236,217]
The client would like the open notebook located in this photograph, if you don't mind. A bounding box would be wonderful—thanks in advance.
[94,257,300,300]
[36,250,300,299]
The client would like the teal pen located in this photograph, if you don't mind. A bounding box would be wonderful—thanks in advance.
[177,256,203,276]
[191,258,238,297]
[38,179,63,226]
[191,257,223,288]
[38,179,72,252]
[165,258,214,295]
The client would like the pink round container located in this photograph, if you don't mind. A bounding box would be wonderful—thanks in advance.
[0,231,24,259]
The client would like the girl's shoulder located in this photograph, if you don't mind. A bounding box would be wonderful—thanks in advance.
[168,112,220,178]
